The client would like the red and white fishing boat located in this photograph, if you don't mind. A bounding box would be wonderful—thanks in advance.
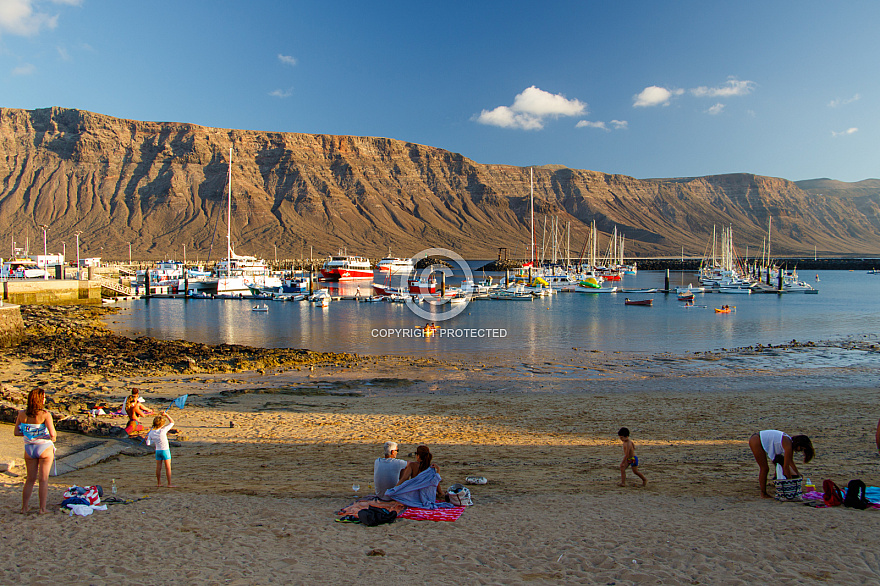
[407,277,437,294]
[320,255,373,280]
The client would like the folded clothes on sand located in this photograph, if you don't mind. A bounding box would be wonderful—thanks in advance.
[336,499,406,517]
[66,504,108,516]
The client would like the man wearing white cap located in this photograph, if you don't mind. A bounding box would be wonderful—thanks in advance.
[373,441,407,499]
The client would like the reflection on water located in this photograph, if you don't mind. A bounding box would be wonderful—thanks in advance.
[107,270,880,363]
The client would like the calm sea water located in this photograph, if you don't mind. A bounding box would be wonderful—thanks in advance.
[104,270,880,363]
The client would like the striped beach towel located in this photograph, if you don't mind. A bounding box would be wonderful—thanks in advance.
[399,505,466,522]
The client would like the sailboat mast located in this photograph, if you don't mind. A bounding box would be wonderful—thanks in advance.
[227,147,232,279]
[530,167,535,266]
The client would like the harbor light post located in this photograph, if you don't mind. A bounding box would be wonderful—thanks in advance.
[128,242,132,265]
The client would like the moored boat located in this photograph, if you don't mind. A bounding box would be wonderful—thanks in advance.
[376,257,414,274]
[624,298,652,306]
[320,255,373,280]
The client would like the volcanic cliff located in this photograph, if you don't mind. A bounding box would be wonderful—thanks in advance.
[1,106,879,261]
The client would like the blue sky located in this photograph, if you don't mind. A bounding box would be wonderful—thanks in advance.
[1,1,877,182]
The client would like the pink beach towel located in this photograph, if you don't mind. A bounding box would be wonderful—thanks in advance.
[336,498,466,522]
[398,505,466,522]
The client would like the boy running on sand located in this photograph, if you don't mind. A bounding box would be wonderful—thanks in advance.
[618,427,647,487]
[146,411,175,487]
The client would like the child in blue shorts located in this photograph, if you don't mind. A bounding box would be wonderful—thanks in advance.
[618,427,647,487]
[146,412,175,487]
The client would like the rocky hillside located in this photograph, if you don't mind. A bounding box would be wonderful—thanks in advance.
[2,106,879,261]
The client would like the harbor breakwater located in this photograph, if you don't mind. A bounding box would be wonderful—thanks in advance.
[480,257,880,271]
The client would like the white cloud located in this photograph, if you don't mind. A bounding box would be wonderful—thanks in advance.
[576,119,628,131]
[269,88,293,98]
[12,62,35,75]
[831,127,858,137]
[0,0,59,36]
[690,77,756,98]
[56,46,70,60]
[633,86,683,107]
[278,54,297,66]
[576,120,608,131]
[705,103,725,115]
[828,93,860,108]
[475,86,587,130]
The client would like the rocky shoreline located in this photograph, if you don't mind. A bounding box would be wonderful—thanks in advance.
[0,305,444,437]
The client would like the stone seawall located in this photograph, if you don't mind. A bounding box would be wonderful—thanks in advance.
[0,304,24,347]
[1,280,101,305]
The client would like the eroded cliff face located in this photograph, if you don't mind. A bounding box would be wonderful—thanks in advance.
[1,106,878,260]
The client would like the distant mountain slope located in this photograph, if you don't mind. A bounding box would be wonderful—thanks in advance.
[796,178,880,199]
[1,106,879,260]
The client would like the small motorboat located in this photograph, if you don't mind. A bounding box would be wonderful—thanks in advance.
[678,293,695,301]
[251,304,269,312]
[624,298,653,306]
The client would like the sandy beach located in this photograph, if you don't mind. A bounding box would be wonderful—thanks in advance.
[1,306,879,584]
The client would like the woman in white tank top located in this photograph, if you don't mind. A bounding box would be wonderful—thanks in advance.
[748,430,814,498]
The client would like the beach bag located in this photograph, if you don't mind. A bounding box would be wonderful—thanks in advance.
[447,484,473,506]
[774,478,802,501]
[822,479,844,507]
[843,479,870,510]
[357,506,397,527]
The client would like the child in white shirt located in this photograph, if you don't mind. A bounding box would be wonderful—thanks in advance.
[146,412,175,487]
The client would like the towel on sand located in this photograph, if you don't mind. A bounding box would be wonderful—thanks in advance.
[399,505,466,522]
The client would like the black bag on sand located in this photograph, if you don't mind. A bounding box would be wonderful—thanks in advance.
[357,506,397,527]
[843,479,870,510]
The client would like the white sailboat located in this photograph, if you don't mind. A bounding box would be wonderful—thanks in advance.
[184,148,281,296]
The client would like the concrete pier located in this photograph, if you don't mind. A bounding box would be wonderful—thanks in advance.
[1,280,101,306]
[0,304,25,347]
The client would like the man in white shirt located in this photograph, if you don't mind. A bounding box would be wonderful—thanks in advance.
[373,441,407,499]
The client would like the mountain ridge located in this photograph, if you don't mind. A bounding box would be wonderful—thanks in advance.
[2,106,879,260]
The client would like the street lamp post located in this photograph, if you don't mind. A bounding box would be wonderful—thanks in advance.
[39,225,48,256]
[39,225,49,279]
[128,242,132,265]
[74,231,82,280]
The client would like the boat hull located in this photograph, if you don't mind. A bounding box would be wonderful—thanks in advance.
[320,268,374,281]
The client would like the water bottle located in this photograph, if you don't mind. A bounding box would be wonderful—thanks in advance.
[111,478,117,495]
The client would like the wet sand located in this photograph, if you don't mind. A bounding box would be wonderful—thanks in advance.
[1,307,879,584]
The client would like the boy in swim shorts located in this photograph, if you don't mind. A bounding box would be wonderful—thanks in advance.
[618,427,647,487]
[146,412,175,487]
